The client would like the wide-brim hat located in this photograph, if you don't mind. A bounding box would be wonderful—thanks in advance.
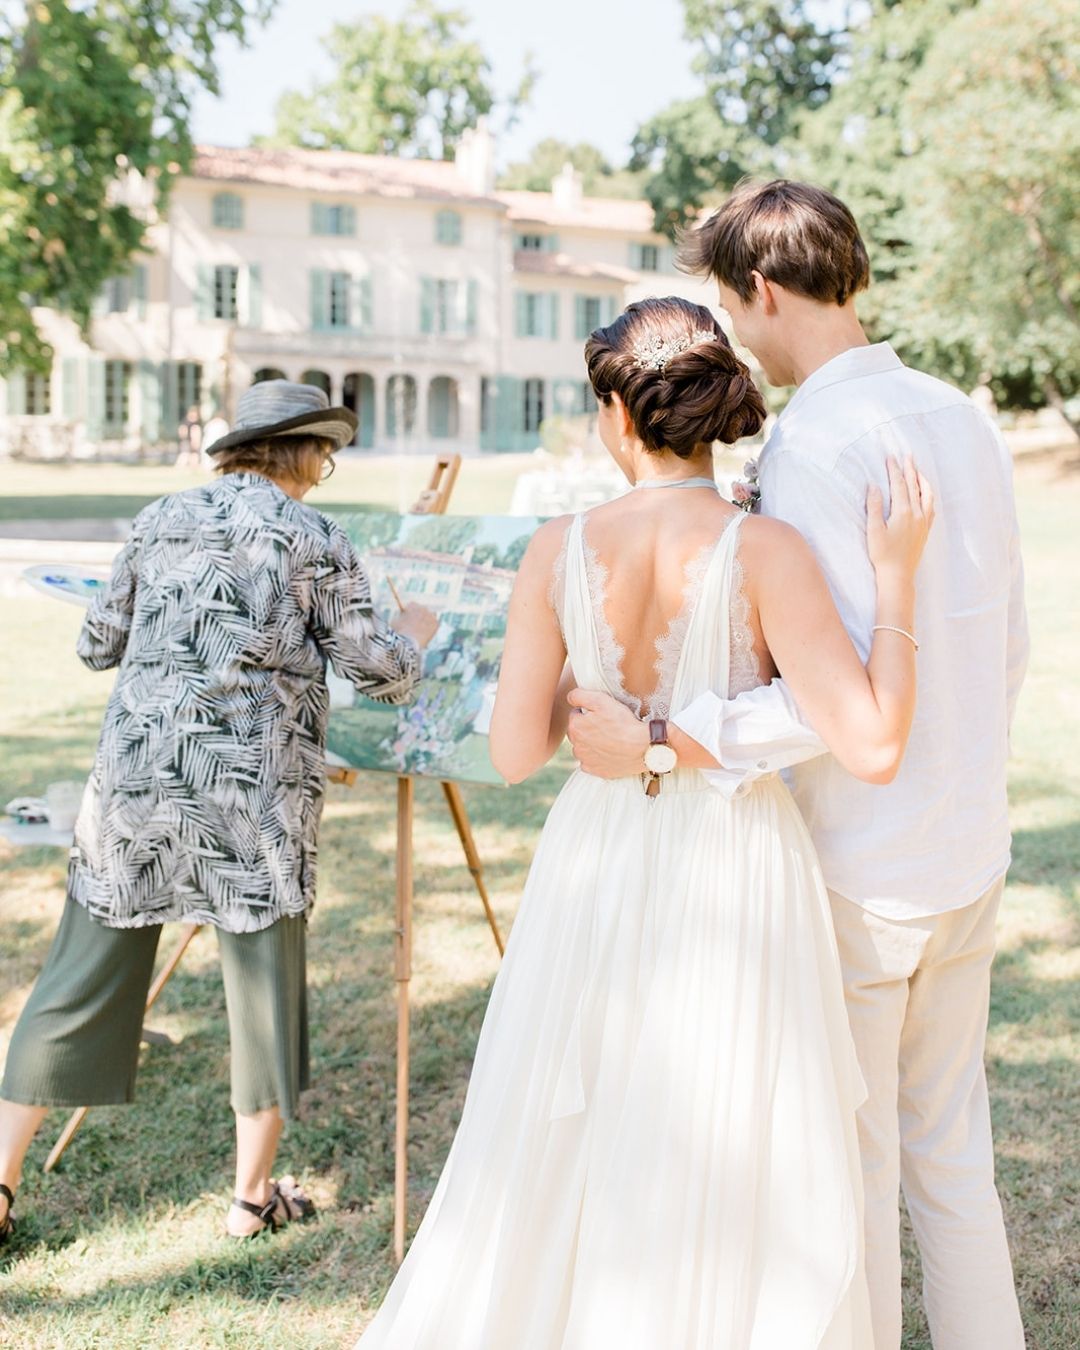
[206,379,358,456]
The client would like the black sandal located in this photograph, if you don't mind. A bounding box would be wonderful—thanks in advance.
[228,1178,316,1239]
[0,1183,14,1245]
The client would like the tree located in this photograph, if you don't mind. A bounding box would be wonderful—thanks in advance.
[0,0,273,376]
[899,0,1080,434]
[266,1,535,160]
[632,0,846,234]
[499,138,646,199]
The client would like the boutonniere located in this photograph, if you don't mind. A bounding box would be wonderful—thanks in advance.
[732,459,760,513]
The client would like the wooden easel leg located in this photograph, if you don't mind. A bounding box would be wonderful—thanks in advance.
[441,781,504,957]
[43,923,203,1174]
[393,776,414,1266]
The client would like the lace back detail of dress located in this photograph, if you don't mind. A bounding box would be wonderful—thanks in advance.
[727,550,761,697]
[548,513,763,714]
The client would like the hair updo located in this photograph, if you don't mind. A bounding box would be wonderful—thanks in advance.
[585,296,766,458]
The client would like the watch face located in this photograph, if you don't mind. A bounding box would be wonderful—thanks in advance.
[643,742,678,774]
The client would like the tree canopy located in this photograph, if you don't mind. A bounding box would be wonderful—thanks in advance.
[0,0,272,375]
[265,1,535,160]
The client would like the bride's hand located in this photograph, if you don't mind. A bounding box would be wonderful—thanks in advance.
[867,455,935,581]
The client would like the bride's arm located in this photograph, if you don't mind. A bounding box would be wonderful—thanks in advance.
[750,456,933,784]
[489,518,572,784]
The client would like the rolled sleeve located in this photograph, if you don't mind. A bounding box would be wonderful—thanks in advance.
[76,506,156,670]
[672,681,828,798]
[311,526,421,706]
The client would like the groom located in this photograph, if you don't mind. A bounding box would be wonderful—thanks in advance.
[567,180,1028,1350]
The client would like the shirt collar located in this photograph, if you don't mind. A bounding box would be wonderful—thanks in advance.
[778,342,904,424]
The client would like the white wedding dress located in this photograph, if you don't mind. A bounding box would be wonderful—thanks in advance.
[357,509,873,1349]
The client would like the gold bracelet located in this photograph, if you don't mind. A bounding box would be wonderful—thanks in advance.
[872,624,919,651]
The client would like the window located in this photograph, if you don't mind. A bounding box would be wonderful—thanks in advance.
[212,192,244,230]
[575,294,605,339]
[311,270,372,332]
[577,380,594,414]
[25,373,52,415]
[213,265,239,320]
[103,275,132,313]
[435,210,463,245]
[103,360,132,435]
[311,202,356,236]
[420,278,476,335]
[515,291,559,339]
[515,232,557,252]
[301,370,332,397]
[523,378,544,434]
[631,242,661,272]
[254,367,287,383]
[329,271,352,328]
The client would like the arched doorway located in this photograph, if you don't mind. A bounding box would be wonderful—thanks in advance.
[385,374,417,438]
[343,372,376,448]
[253,367,287,383]
[428,376,459,439]
[301,369,332,399]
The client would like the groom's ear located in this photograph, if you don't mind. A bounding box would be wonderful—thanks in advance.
[750,270,779,315]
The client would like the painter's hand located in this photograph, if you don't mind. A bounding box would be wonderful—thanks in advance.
[392,603,438,649]
[566,688,649,779]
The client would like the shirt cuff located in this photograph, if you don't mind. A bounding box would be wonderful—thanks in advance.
[672,681,829,798]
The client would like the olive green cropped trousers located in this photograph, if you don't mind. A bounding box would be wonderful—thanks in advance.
[1,898,309,1119]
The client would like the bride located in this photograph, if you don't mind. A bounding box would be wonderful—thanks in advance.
[356,297,933,1349]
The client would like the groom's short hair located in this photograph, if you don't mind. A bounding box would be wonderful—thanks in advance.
[680,179,870,306]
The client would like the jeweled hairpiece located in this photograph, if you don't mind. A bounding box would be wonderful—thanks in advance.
[631,328,717,372]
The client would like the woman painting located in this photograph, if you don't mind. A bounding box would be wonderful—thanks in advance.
[0,381,435,1243]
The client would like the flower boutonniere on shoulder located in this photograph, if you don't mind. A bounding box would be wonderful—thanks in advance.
[732,459,761,513]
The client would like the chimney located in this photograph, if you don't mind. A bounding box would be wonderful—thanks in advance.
[455,119,496,196]
[552,162,583,213]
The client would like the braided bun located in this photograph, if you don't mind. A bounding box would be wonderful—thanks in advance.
[585,297,766,458]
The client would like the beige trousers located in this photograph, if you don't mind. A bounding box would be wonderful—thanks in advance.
[828,881,1025,1350]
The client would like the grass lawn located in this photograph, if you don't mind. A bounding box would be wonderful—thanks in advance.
[0,454,531,524]
[1,449,1078,1348]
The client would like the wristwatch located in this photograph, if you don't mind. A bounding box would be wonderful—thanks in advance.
[642,718,678,776]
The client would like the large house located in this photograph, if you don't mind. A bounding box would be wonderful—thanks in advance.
[3,126,717,458]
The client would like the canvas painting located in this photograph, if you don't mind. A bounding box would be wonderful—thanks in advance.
[325,511,542,786]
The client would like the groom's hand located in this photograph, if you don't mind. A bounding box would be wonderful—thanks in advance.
[566,689,648,779]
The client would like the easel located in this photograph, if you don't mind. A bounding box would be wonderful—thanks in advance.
[45,455,508,1263]
[326,454,506,1263]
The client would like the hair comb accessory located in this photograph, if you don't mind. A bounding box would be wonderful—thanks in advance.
[631,328,717,372]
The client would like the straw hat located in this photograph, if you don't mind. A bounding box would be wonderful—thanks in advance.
[206,380,357,456]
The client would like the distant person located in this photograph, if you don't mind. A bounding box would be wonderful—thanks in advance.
[0,381,437,1248]
[201,407,230,464]
[176,403,203,468]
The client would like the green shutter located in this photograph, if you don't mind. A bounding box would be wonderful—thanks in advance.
[547,294,560,340]
[62,357,80,419]
[340,205,356,236]
[420,277,435,334]
[244,264,263,328]
[85,359,105,442]
[6,372,26,415]
[139,359,161,445]
[514,292,529,338]
[133,264,148,319]
[356,275,373,332]
[195,264,212,321]
[544,234,560,253]
[604,295,618,324]
[498,375,522,448]
[574,295,588,340]
[311,202,327,234]
[466,279,478,335]
[310,269,327,331]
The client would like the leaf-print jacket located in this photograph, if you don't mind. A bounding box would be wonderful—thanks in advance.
[69,472,420,933]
